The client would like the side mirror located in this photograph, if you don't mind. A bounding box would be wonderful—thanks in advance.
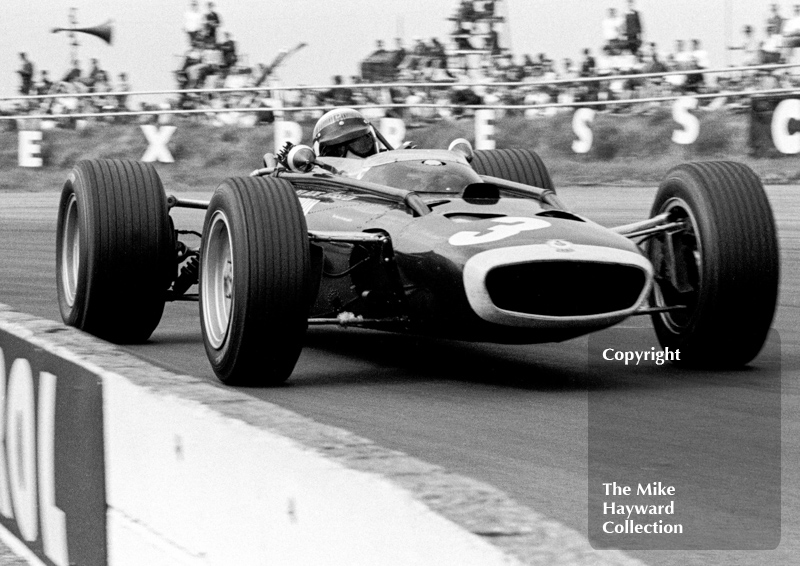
[286,144,317,173]
[448,138,474,163]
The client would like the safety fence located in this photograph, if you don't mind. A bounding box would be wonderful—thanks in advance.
[1,62,799,122]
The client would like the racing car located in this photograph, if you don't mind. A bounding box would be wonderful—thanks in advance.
[55,131,779,386]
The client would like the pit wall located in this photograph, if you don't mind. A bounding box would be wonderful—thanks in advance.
[0,305,644,566]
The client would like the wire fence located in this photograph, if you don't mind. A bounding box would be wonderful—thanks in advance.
[1,62,798,122]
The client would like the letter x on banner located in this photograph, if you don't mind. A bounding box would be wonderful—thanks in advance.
[140,125,176,163]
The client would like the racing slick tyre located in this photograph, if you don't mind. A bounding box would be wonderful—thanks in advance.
[647,161,779,367]
[56,159,173,343]
[199,176,311,386]
[471,148,555,192]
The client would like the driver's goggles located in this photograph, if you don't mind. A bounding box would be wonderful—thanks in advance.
[324,133,375,157]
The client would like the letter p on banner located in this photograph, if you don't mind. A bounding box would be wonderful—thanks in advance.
[18,131,43,167]
[274,121,303,153]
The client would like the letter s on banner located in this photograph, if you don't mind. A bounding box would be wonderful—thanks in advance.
[771,98,800,154]
[672,96,699,145]
[380,117,406,149]
[572,108,596,154]
[274,121,303,153]
[18,131,43,168]
[475,109,496,150]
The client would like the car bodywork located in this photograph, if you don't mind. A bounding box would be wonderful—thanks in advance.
[281,149,652,344]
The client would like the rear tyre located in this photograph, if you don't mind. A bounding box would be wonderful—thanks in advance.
[56,159,173,343]
[648,161,779,367]
[471,148,555,192]
[199,176,310,386]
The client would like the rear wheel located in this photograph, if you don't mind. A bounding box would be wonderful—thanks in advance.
[648,161,779,367]
[471,148,555,191]
[199,176,311,386]
[56,159,173,343]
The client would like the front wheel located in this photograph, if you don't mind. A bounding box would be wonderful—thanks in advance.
[199,176,311,386]
[647,161,779,367]
[56,159,173,343]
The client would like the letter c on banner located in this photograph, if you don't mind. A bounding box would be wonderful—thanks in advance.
[771,98,800,154]
[672,97,699,145]
[572,108,596,154]
[274,121,303,153]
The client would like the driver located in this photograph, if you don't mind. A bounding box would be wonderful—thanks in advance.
[313,108,378,158]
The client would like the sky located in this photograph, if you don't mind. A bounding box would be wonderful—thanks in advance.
[0,1,774,100]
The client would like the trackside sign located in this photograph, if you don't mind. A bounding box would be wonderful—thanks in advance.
[0,329,106,566]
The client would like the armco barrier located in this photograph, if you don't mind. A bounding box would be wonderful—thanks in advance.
[0,304,645,565]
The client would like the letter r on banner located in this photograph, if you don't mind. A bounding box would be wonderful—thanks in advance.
[475,109,496,150]
[274,121,304,153]
[18,131,43,167]
[141,125,176,163]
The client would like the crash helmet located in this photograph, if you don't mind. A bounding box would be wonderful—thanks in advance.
[313,108,377,158]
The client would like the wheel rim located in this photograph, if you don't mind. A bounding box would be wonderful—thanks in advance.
[61,193,80,308]
[202,211,234,350]
[650,197,703,333]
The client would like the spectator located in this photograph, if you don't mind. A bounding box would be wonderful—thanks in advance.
[62,60,82,84]
[370,39,387,57]
[323,75,354,106]
[35,70,53,95]
[392,37,406,64]
[783,5,800,59]
[728,25,760,67]
[204,2,222,44]
[767,3,784,36]
[579,48,597,77]
[116,73,131,110]
[685,38,710,93]
[485,24,501,55]
[85,58,105,91]
[623,0,644,54]
[762,22,784,63]
[602,8,624,52]
[183,0,204,45]
[17,53,34,95]
[219,31,238,71]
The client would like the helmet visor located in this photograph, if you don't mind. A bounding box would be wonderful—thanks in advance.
[321,133,376,158]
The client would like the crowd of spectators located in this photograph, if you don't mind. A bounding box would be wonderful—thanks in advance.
[8,1,800,126]
[9,50,132,119]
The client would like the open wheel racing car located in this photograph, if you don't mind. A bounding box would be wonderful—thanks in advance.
[55,134,780,385]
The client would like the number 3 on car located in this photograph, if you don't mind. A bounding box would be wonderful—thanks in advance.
[449,217,551,246]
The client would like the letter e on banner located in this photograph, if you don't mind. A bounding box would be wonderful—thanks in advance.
[18,131,43,167]
[771,99,800,154]
[380,117,406,149]
[274,121,303,153]
[141,125,176,163]
[475,109,496,150]
[572,108,596,154]
[672,97,699,145]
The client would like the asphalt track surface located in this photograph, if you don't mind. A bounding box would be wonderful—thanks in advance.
[1,184,798,566]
